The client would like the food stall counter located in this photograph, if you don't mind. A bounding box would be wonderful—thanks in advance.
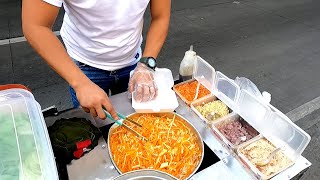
[44,92,311,180]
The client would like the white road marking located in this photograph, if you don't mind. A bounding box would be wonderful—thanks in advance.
[286,96,320,122]
[0,31,60,45]
[0,39,9,45]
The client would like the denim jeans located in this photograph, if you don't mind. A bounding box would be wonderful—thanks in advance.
[69,61,138,108]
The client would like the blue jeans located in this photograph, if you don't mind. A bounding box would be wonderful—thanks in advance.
[69,61,137,108]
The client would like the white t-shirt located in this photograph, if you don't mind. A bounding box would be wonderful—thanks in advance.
[43,0,150,71]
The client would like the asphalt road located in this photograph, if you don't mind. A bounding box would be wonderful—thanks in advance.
[1,0,320,179]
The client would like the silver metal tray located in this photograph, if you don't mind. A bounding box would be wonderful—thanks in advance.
[107,112,204,179]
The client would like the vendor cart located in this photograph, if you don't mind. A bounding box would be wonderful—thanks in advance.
[44,91,311,180]
[43,56,311,180]
[0,56,311,180]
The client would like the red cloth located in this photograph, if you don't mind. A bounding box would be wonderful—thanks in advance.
[73,139,92,158]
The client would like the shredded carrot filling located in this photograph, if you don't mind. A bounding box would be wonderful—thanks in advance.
[110,114,202,180]
[175,80,211,102]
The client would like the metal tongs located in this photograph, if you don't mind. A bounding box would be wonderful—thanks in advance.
[102,108,148,141]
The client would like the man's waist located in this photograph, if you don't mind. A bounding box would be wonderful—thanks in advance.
[67,45,142,71]
[75,60,138,75]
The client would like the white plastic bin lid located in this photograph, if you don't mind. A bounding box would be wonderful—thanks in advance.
[0,88,58,180]
[132,68,179,113]
[194,56,240,111]
[212,71,240,112]
[193,56,215,92]
[237,90,270,130]
[262,105,311,161]
[237,89,311,161]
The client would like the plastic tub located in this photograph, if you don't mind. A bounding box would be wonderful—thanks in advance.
[173,56,216,106]
[210,113,260,151]
[0,88,58,180]
[190,94,231,124]
[237,90,311,162]
[237,137,294,180]
[173,79,211,106]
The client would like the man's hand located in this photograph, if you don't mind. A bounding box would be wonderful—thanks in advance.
[128,63,158,102]
[74,80,118,120]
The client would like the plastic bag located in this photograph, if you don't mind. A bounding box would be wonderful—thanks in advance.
[234,77,271,103]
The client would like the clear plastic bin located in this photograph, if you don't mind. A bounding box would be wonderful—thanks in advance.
[175,55,310,167]
[237,90,311,162]
[132,68,179,113]
[173,56,215,106]
[262,104,311,161]
[173,79,211,106]
[212,71,240,112]
[0,88,58,180]
[190,95,232,124]
[237,137,295,180]
[185,56,240,124]
[193,56,216,92]
[174,56,240,110]
[210,113,260,151]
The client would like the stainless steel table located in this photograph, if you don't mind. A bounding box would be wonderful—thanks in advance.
[50,92,311,180]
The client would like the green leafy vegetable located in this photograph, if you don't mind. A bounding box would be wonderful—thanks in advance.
[0,112,42,180]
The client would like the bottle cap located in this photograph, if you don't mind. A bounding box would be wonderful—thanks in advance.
[185,45,196,56]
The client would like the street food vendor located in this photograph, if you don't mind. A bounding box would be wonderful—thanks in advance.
[22,0,171,120]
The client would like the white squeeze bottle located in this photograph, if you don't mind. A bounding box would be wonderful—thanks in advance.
[179,45,197,82]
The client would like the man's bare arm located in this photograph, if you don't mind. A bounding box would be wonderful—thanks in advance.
[143,0,171,58]
[22,0,118,119]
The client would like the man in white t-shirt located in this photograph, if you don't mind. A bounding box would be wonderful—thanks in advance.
[22,0,171,120]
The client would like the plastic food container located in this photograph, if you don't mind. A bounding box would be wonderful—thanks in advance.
[180,56,240,125]
[234,89,311,179]
[132,68,179,113]
[173,79,211,105]
[236,137,294,180]
[190,95,232,124]
[173,56,215,106]
[174,56,241,113]
[237,90,311,162]
[210,113,260,151]
[0,88,58,180]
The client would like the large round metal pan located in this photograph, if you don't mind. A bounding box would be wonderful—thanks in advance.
[111,169,178,180]
[107,112,204,180]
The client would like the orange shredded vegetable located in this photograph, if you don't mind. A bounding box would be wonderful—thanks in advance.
[109,114,202,180]
[175,80,210,102]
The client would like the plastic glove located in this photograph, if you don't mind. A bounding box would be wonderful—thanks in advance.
[128,63,158,102]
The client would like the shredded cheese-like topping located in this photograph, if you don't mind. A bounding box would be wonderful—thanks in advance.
[240,138,293,177]
[196,100,229,121]
[110,114,202,180]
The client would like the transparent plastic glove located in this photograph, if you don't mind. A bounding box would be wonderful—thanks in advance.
[128,63,158,102]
